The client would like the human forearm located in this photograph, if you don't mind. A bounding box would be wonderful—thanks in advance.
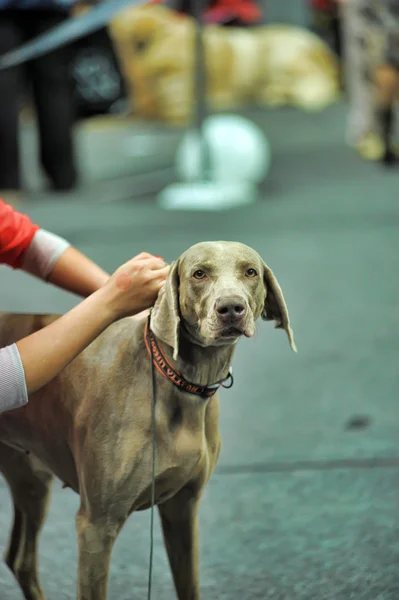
[23,230,109,298]
[47,246,109,297]
[16,288,113,396]
[0,290,113,414]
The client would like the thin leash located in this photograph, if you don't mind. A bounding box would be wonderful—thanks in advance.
[147,336,157,600]
[145,313,233,600]
[0,0,145,71]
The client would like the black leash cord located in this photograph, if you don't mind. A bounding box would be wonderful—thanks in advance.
[147,346,157,600]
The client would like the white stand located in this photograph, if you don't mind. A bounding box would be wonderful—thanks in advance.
[156,0,259,212]
[158,180,258,211]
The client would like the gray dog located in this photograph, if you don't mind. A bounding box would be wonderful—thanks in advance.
[0,241,296,600]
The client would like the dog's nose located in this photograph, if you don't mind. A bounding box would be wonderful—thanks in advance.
[215,297,247,322]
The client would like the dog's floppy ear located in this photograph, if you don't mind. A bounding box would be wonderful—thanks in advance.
[262,263,297,352]
[150,260,180,360]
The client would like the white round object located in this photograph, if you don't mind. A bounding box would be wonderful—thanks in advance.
[176,114,271,184]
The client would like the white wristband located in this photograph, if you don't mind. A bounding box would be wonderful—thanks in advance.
[22,229,70,281]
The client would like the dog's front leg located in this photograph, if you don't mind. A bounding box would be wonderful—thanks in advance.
[75,508,125,600]
[158,489,201,600]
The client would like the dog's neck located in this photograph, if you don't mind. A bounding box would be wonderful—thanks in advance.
[156,326,236,388]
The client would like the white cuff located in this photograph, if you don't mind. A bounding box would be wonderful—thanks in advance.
[22,229,70,281]
[0,344,28,414]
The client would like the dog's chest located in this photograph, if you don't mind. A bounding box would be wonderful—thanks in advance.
[159,426,207,489]
[133,417,210,511]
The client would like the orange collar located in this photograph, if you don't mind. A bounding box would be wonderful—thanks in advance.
[144,316,233,399]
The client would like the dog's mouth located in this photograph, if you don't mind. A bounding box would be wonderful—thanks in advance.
[220,326,245,338]
[196,315,256,346]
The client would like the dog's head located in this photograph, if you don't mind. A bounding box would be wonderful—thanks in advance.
[110,5,194,120]
[110,5,192,67]
[151,241,296,359]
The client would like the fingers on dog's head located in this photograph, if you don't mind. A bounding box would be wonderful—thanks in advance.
[156,265,170,278]
[145,259,169,272]
[134,251,153,260]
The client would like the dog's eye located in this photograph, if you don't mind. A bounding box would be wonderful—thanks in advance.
[246,268,258,278]
[134,38,150,54]
[193,270,206,280]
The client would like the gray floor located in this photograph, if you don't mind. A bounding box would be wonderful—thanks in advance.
[0,103,398,599]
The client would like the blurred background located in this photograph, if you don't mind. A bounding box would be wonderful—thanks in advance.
[0,0,398,598]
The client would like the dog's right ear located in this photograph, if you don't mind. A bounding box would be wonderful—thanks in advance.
[262,262,297,353]
[150,260,180,360]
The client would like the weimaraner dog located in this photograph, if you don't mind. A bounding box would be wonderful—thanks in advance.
[0,241,296,600]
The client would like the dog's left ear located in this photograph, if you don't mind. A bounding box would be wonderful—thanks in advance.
[150,260,180,360]
[262,263,297,352]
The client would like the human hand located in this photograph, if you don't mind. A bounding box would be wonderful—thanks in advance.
[99,252,169,321]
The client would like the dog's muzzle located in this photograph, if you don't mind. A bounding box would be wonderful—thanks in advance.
[213,296,251,339]
[215,296,247,324]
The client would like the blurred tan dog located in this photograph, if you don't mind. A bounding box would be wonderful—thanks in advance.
[109,4,340,124]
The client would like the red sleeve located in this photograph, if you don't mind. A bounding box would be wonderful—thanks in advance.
[0,199,40,269]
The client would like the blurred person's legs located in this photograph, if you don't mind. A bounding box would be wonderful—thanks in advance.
[310,0,342,59]
[0,14,24,197]
[340,0,380,158]
[374,65,398,164]
[0,9,77,196]
[28,10,78,191]
[373,31,399,166]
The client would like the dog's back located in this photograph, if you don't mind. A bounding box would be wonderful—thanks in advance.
[0,312,59,348]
